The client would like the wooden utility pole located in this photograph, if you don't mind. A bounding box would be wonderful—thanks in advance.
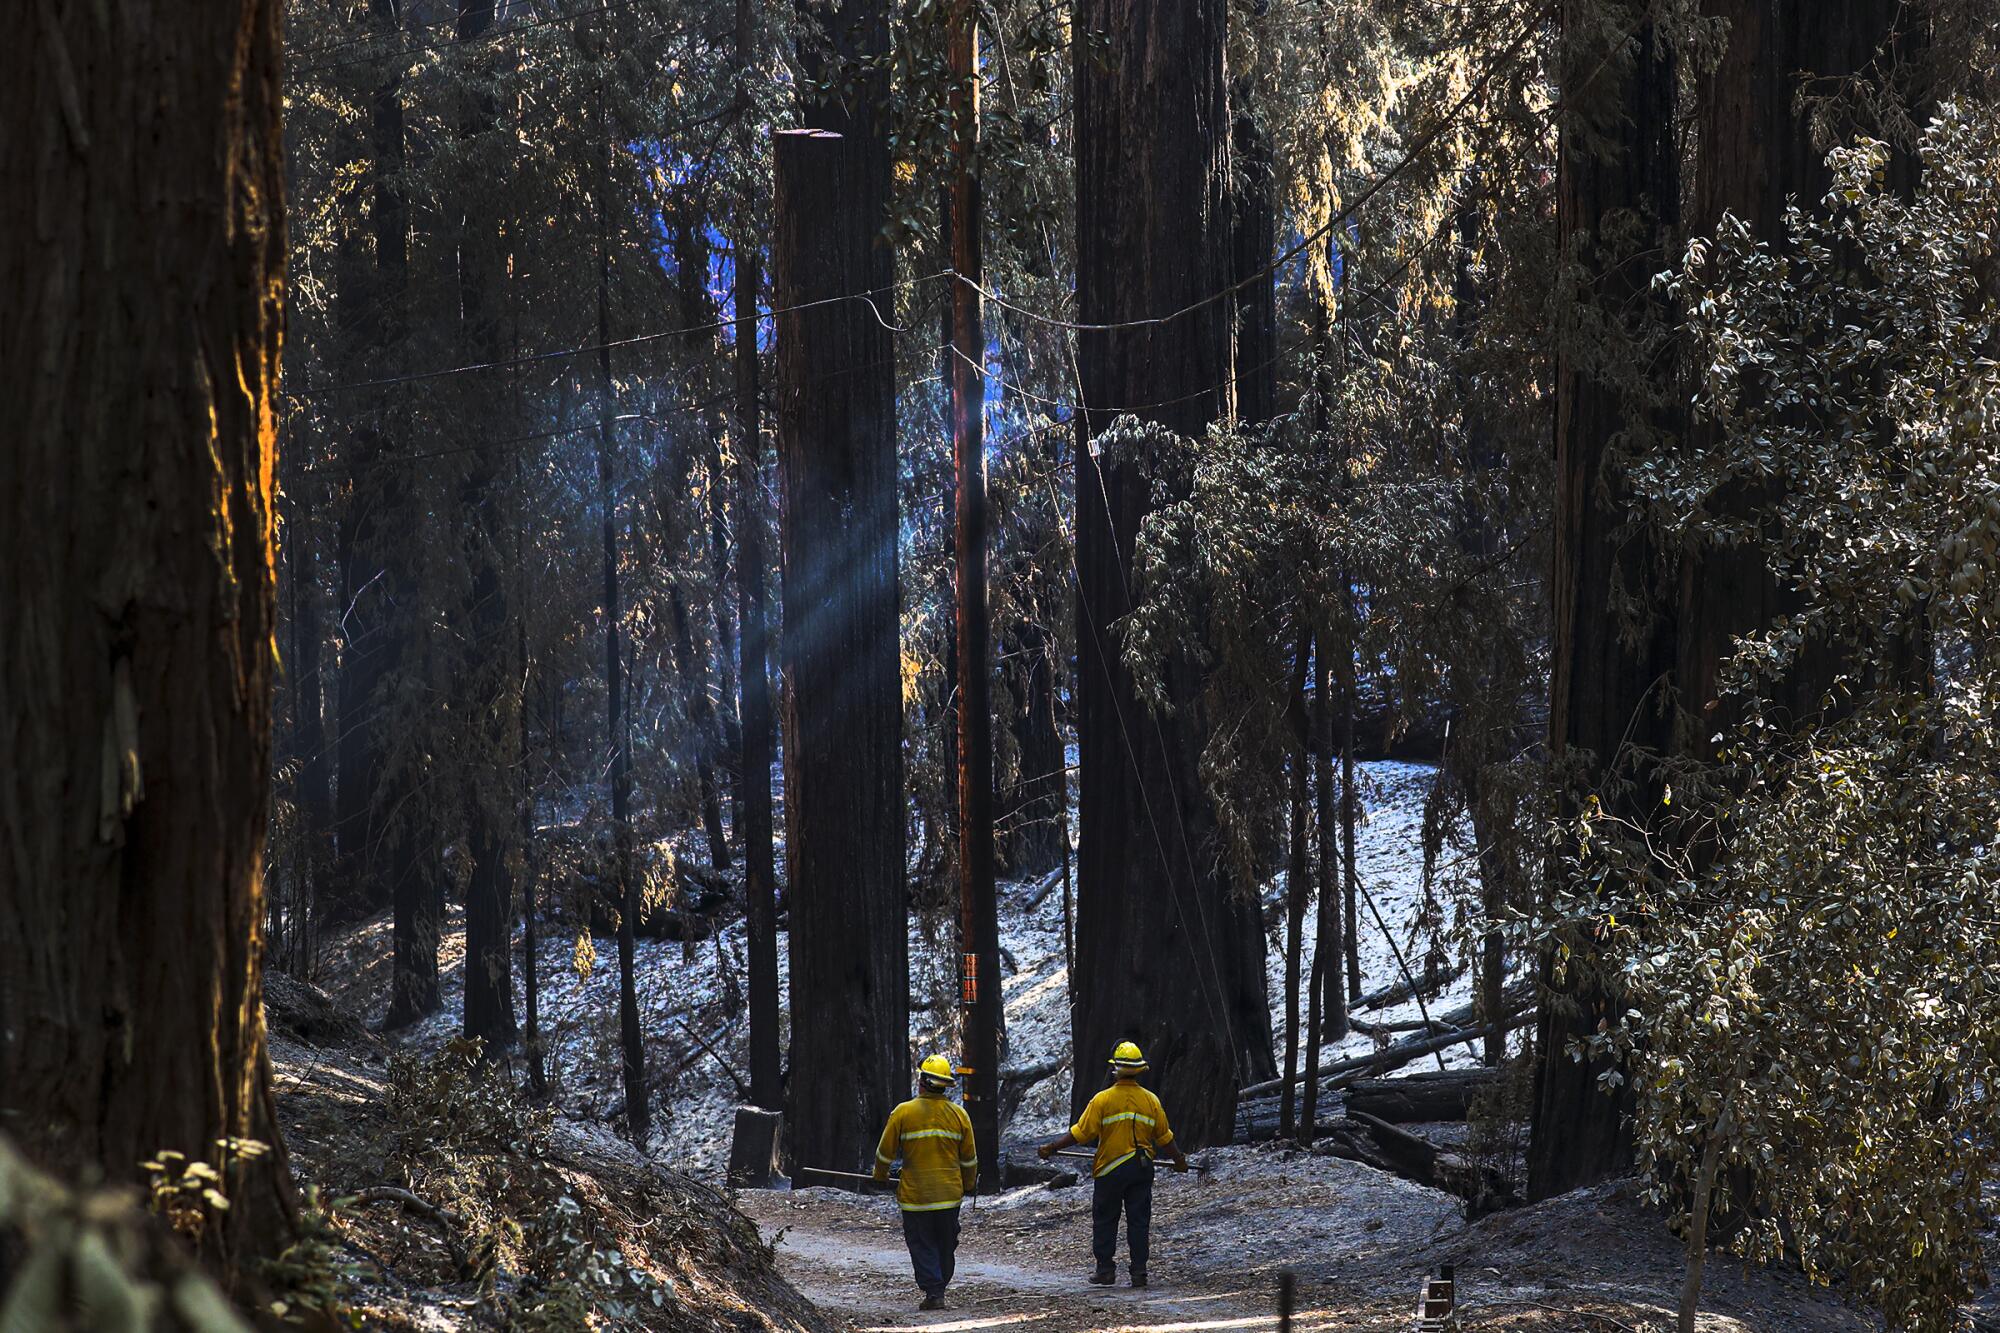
[735,0,782,1116]
[949,0,1001,1185]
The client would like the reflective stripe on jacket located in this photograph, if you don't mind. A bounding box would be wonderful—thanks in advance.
[873,1093,978,1211]
[1071,1081,1175,1177]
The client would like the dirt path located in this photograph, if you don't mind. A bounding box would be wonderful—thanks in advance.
[734,1147,1882,1333]
[740,1185,1337,1332]
[736,1148,1469,1333]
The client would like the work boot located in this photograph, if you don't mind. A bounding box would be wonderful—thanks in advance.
[1088,1269,1116,1286]
[919,1292,947,1311]
[1130,1269,1148,1289]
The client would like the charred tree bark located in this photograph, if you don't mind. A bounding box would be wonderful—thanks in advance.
[668,565,732,871]
[1338,591,1361,1002]
[375,0,438,1033]
[0,0,297,1271]
[1530,0,1680,1201]
[1316,644,1350,1045]
[454,0,518,1055]
[286,470,333,977]
[1071,0,1270,1148]
[1006,618,1065,875]
[734,0,783,1118]
[330,0,416,931]
[590,84,649,1143]
[1278,627,1312,1141]
[1678,0,1907,747]
[773,121,907,1173]
[707,435,745,844]
[665,207,736,872]
[1229,93,1278,427]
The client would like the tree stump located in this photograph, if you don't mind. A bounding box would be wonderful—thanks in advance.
[728,1106,782,1188]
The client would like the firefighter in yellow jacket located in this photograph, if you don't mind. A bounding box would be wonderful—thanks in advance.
[873,1054,979,1310]
[1037,1041,1188,1287]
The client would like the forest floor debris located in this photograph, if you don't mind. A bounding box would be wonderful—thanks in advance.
[735,1146,1877,1332]
[267,1001,834,1330]
[315,761,1501,1182]
[297,761,1914,1328]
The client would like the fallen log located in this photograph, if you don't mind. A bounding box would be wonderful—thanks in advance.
[1346,1070,1502,1124]
[1346,1111,1518,1219]
[1239,1003,1535,1101]
[1352,964,1464,1014]
[1022,868,1065,911]
[1236,1098,1350,1143]
[1243,1021,1480,1100]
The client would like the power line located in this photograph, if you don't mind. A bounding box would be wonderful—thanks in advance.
[290,272,938,399]
[957,1,1553,337]
[288,5,1546,403]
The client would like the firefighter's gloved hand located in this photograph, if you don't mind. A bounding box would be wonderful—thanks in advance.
[1171,1155,1189,1173]
[1036,1143,1056,1161]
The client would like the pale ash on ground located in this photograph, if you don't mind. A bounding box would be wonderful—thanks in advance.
[332,761,1491,1176]
[315,760,1901,1331]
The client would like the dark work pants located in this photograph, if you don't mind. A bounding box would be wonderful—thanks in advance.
[1090,1154,1154,1273]
[901,1206,962,1296]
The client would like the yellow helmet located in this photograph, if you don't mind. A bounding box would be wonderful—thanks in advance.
[1109,1041,1148,1071]
[919,1054,957,1085]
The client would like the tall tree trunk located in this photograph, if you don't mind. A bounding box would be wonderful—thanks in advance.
[1006,618,1065,875]
[287,470,334,976]
[1298,644,1332,1145]
[456,0,518,1054]
[376,0,438,1032]
[707,435,745,843]
[773,118,908,1172]
[1338,589,1361,1002]
[593,85,649,1145]
[330,0,413,930]
[1229,90,1277,427]
[1316,641,1349,1044]
[521,613,549,1098]
[666,207,736,872]
[735,0,783,1116]
[1530,0,1680,1202]
[668,567,732,870]
[1678,0,1905,748]
[1278,627,1312,1141]
[1071,0,1271,1147]
[0,0,297,1272]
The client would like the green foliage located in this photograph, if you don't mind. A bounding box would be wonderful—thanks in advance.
[260,1189,361,1327]
[0,1136,251,1333]
[1566,102,2000,1331]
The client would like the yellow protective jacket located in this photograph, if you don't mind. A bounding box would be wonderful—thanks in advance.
[873,1092,977,1211]
[1071,1080,1174,1178]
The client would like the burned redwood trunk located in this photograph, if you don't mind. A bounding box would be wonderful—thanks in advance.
[1530,0,1680,1201]
[773,124,908,1174]
[0,0,297,1267]
[734,0,782,1116]
[1070,0,1271,1147]
[1677,0,1910,745]
[455,0,519,1054]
